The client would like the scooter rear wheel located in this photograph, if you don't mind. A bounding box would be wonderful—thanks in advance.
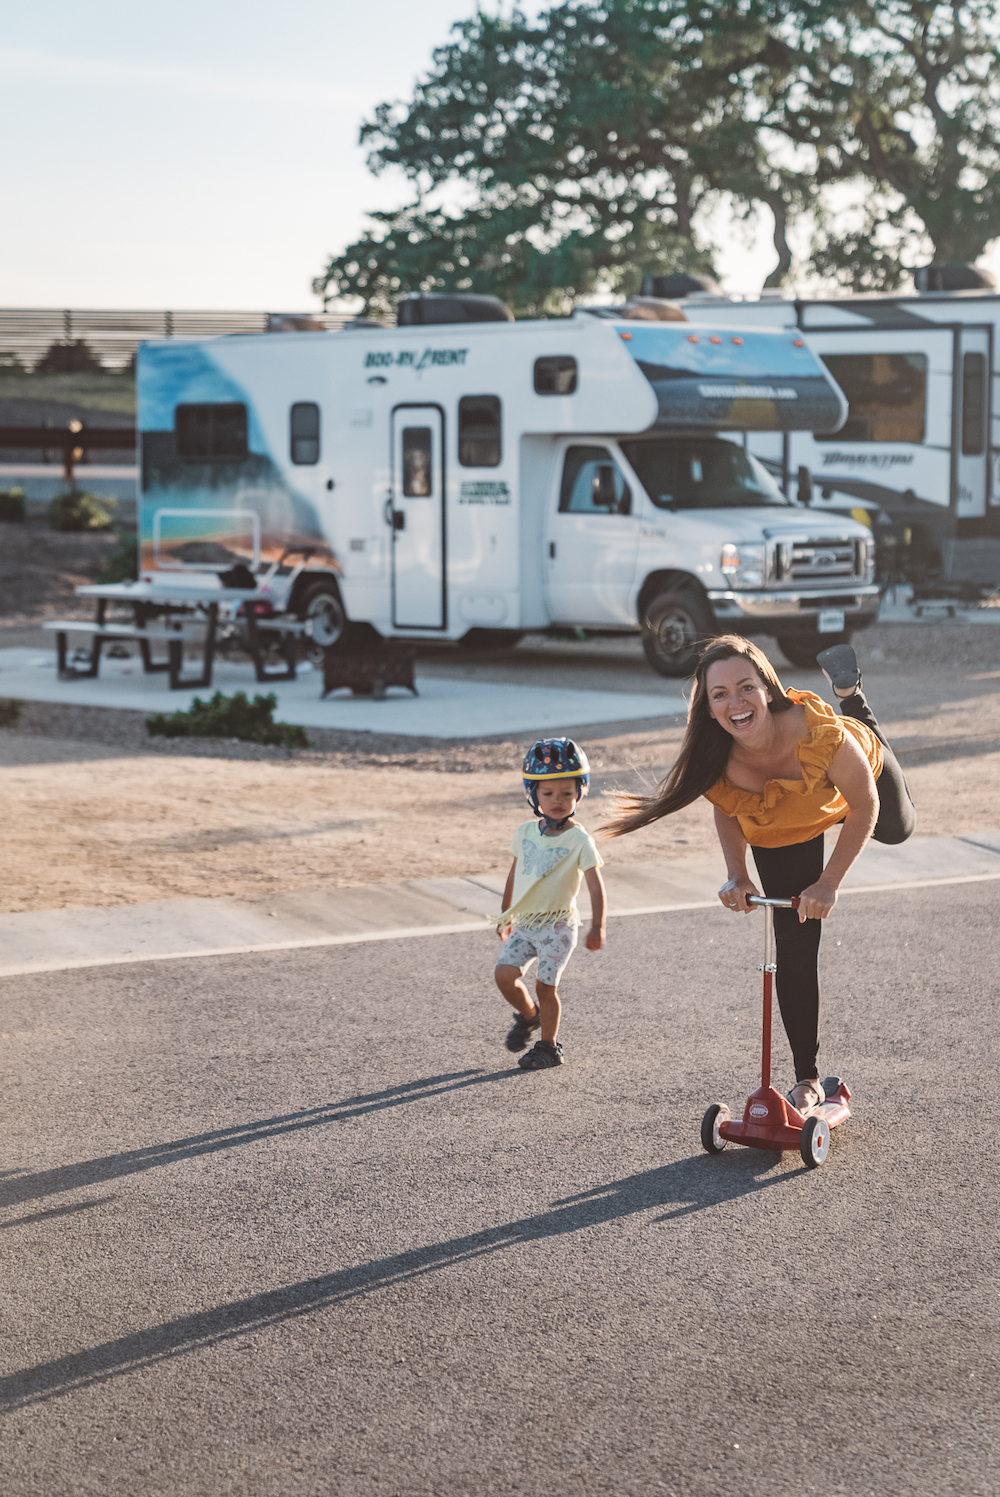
[799,1114,830,1168]
[701,1103,730,1154]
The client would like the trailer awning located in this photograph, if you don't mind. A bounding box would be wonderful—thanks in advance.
[618,323,847,434]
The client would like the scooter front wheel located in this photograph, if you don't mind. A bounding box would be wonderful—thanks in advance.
[701,1103,731,1155]
[799,1114,830,1168]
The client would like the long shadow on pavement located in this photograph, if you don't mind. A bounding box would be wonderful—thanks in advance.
[0,1069,513,1214]
[1,1148,796,1412]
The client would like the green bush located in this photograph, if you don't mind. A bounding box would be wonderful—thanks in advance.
[0,488,25,522]
[48,490,116,532]
[0,699,22,728]
[146,691,310,749]
[97,527,139,582]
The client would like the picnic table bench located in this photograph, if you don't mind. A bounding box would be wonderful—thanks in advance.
[71,582,314,689]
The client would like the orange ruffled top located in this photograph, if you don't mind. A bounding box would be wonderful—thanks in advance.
[704,688,883,849]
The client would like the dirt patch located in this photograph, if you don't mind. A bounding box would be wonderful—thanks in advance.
[0,620,998,914]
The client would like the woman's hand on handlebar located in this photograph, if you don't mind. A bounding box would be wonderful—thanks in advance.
[796,881,838,922]
[718,875,760,914]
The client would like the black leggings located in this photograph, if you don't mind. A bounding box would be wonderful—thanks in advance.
[751,687,915,1082]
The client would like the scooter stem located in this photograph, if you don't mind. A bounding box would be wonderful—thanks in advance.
[748,895,799,1092]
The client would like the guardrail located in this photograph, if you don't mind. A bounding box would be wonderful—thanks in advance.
[0,424,136,482]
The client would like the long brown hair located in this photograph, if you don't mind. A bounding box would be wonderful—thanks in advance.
[602,636,795,838]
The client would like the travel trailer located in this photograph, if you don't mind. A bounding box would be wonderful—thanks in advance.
[673,270,1000,586]
[136,295,877,674]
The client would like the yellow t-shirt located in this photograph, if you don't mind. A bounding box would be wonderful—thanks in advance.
[704,689,883,849]
[497,820,604,930]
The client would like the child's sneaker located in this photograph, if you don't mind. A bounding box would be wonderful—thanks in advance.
[518,1039,564,1070]
[504,1008,540,1052]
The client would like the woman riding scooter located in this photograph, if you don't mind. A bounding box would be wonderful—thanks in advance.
[604,638,915,1112]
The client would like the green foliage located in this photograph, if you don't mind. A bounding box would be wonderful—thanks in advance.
[97,528,139,583]
[0,699,22,729]
[315,1,1000,307]
[0,488,25,522]
[146,691,311,749]
[48,490,116,532]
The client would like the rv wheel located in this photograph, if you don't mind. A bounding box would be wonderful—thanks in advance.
[298,579,346,664]
[641,586,714,677]
[777,629,853,671]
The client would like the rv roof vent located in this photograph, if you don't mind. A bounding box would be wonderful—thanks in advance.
[913,263,997,292]
[396,293,513,326]
[640,272,721,299]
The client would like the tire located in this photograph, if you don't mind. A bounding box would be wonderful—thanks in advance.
[799,1114,830,1168]
[776,629,853,671]
[701,1103,731,1154]
[297,578,346,664]
[641,586,715,677]
[460,629,526,652]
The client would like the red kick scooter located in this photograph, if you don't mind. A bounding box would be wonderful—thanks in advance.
[700,894,851,1169]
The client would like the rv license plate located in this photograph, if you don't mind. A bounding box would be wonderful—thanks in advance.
[817,609,845,634]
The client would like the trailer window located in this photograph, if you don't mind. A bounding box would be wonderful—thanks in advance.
[534,356,577,395]
[175,403,247,460]
[458,395,501,466]
[559,446,632,515]
[962,352,986,456]
[817,353,926,442]
[402,427,433,496]
[290,402,320,464]
[620,438,791,509]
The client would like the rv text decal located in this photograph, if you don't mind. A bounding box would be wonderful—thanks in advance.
[821,452,914,469]
[459,481,510,505]
[365,348,469,370]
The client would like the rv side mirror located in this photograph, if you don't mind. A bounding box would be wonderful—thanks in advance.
[592,464,618,509]
[797,464,813,506]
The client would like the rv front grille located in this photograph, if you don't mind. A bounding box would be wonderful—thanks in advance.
[774,539,860,585]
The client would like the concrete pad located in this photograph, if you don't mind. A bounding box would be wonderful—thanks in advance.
[0,647,685,740]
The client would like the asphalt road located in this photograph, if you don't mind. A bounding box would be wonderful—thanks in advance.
[1,882,997,1497]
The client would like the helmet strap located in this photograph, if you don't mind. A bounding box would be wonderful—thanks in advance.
[539,813,573,835]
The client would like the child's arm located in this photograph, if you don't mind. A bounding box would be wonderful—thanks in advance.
[498,858,517,939]
[584,866,606,951]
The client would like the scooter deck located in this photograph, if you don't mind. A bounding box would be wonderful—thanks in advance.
[719,1082,851,1152]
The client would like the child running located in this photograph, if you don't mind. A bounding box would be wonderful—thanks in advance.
[495,738,606,1070]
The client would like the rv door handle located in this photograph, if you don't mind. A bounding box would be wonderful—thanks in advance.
[383,497,393,527]
[393,510,405,531]
[549,542,556,559]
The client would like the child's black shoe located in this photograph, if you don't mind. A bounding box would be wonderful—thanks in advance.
[505,1009,540,1052]
[518,1039,564,1070]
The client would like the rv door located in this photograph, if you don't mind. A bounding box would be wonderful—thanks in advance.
[957,328,990,520]
[546,444,641,625]
[390,406,446,629]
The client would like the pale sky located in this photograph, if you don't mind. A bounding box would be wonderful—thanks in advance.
[6,2,990,313]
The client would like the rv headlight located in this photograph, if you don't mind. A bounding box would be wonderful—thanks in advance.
[720,542,766,589]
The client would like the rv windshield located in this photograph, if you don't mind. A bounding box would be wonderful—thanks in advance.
[619,438,793,510]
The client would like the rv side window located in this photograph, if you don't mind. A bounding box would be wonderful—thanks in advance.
[402,427,433,496]
[816,353,926,443]
[458,395,501,466]
[534,356,577,395]
[559,446,631,515]
[175,403,248,460]
[290,402,320,464]
[962,352,986,456]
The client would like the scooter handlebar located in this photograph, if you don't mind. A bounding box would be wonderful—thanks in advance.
[748,895,801,910]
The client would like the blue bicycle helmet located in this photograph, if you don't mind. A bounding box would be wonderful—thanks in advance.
[522,738,591,815]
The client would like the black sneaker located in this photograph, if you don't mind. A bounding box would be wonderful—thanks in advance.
[518,1040,564,1070]
[816,643,861,695]
[504,1009,540,1053]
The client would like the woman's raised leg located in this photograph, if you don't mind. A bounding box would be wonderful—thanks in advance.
[817,643,916,846]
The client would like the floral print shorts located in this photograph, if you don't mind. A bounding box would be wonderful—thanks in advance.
[496,920,579,986]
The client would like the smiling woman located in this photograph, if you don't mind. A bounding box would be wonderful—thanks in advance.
[605,635,915,1111]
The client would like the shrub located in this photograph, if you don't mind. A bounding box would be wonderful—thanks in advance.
[146,691,310,749]
[35,339,102,375]
[0,699,22,728]
[97,527,139,582]
[0,488,25,522]
[48,490,116,532]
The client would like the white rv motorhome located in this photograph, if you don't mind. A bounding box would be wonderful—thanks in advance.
[136,296,877,675]
[678,273,1000,587]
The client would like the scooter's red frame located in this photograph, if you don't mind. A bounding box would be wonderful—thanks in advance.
[712,896,851,1156]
